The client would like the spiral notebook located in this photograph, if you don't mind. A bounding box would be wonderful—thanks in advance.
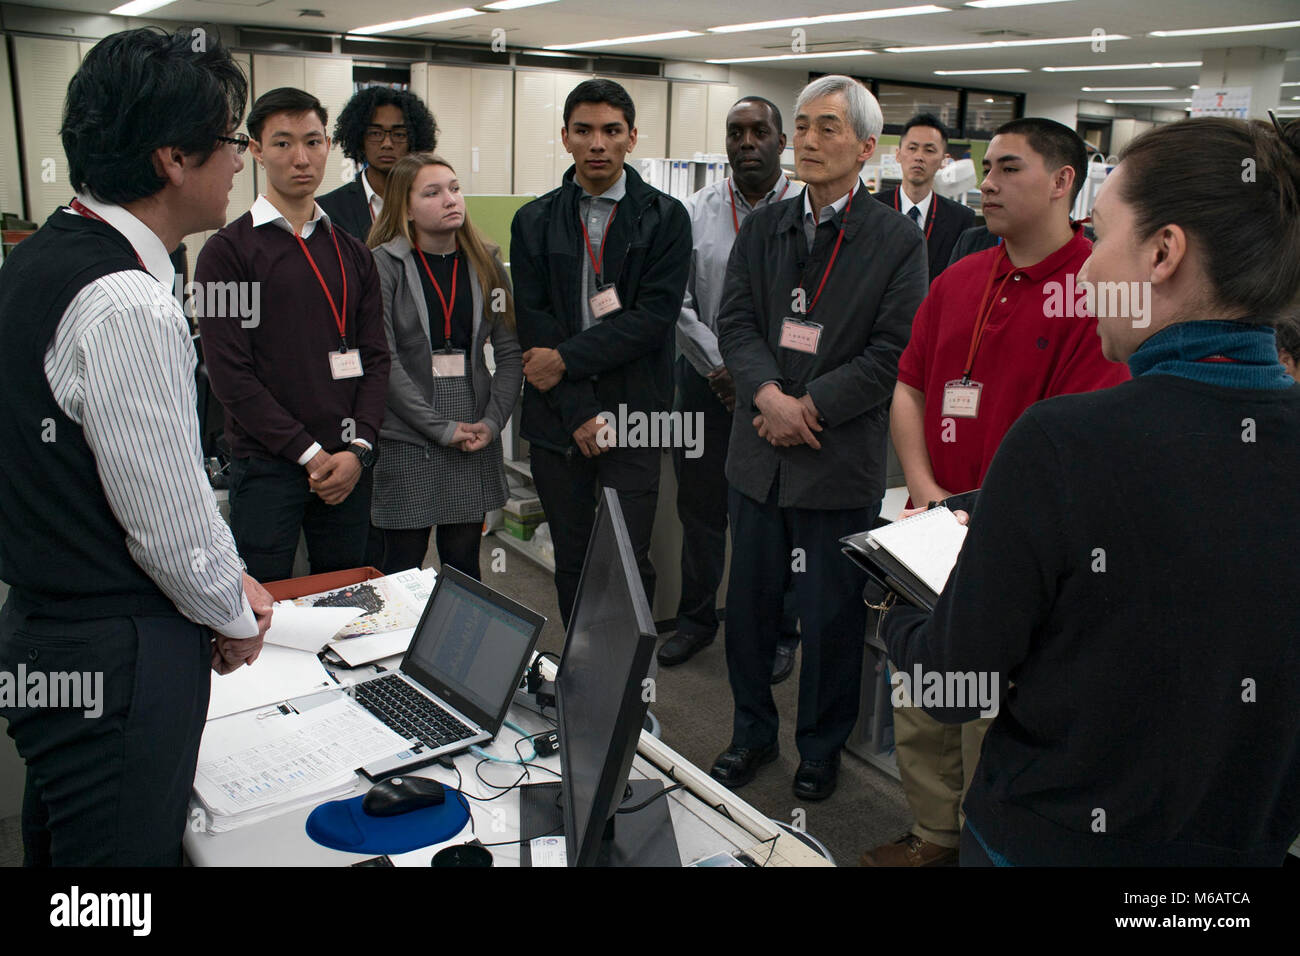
[841,504,971,611]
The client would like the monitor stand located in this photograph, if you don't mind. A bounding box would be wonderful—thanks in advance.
[518,781,681,867]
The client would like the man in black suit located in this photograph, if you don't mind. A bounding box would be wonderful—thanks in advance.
[318,86,438,241]
[875,113,975,282]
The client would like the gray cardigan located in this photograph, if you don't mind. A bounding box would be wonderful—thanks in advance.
[371,235,523,447]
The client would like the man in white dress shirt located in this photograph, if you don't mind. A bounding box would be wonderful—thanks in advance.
[0,27,272,866]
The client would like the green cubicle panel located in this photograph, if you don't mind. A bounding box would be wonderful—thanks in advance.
[464,195,536,273]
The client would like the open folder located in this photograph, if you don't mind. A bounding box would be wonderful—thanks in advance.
[841,492,978,612]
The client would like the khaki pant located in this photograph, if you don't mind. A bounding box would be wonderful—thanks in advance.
[892,702,993,849]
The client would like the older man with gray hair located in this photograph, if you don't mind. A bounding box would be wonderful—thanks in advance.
[710,75,928,801]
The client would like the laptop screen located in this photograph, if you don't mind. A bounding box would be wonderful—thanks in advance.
[402,569,544,729]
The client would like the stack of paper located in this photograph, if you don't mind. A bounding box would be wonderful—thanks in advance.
[193,696,409,832]
[289,567,435,639]
[207,644,337,720]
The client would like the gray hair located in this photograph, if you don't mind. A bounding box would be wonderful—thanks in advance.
[794,75,883,143]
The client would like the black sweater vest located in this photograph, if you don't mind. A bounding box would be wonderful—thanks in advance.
[0,208,174,618]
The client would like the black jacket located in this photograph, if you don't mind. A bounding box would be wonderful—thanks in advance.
[874,187,975,283]
[317,179,372,243]
[510,165,691,452]
[883,373,1300,865]
[718,187,928,510]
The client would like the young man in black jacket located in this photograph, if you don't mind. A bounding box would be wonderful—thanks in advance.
[511,79,691,626]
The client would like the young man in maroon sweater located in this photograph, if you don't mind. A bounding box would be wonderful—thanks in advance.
[197,88,390,582]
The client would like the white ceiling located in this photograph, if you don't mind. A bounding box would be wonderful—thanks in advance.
[8,0,1300,100]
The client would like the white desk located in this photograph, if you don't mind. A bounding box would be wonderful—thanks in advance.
[184,658,830,868]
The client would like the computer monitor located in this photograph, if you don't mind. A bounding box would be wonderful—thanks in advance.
[520,488,680,866]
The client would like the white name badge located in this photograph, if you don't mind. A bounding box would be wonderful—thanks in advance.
[589,284,622,319]
[941,380,983,419]
[779,318,823,354]
[329,349,364,380]
[432,349,467,377]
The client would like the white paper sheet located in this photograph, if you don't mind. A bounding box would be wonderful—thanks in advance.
[264,604,363,652]
[866,507,969,596]
[206,644,336,720]
[195,696,409,819]
[327,628,415,667]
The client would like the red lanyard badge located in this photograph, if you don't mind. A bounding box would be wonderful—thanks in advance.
[415,247,459,345]
[70,199,146,270]
[581,203,618,285]
[801,185,856,317]
[963,247,1015,383]
[893,190,937,240]
[295,224,349,351]
[728,178,791,235]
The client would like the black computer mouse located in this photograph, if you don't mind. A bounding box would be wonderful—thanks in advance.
[362,776,446,817]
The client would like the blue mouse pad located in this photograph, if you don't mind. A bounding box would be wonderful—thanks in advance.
[306,789,471,855]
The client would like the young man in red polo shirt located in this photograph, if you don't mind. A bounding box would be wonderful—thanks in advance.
[861,117,1130,867]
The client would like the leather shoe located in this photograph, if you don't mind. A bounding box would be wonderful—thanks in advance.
[770,638,798,684]
[858,833,958,867]
[656,630,713,666]
[792,754,839,801]
[709,742,778,789]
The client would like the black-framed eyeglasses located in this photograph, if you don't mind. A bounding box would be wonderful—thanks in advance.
[365,126,408,145]
[216,133,250,154]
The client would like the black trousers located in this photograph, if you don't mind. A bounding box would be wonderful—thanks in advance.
[530,444,660,629]
[228,455,373,582]
[382,522,483,579]
[673,357,799,642]
[0,599,210,866]
[725,478,875,761]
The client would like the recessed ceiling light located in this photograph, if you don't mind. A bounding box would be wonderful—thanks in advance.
[1080,86,1175,92]
[934,68,1030,75]
[353,8,482,35]
[1283,82,1300,87]
[1149,20,1300,38]
[886,34,1127,54]
[1104,98,1193,104]
[110,0,177,13]
[482,0,558,9]
[707,49,877,64]
[544,30,701,50]
[1042,61,1201,72]
[709,6,948,34]
[966,0,1075,7]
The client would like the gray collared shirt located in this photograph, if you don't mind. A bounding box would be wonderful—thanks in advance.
[579,169,627,330]
[801,176,862,252]
[676,173,792,375]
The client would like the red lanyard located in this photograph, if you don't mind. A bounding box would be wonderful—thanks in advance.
[69,199,146,269]
[295,223,349,350]
[581,203,618,284]
[728,178,791,235]
[893,190,936,240]
[802,185,856,317]
[963,247,1015,382]
[414,247,459,344]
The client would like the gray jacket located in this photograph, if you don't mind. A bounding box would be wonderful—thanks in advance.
[718,187,928,511]
[371,235,522,447]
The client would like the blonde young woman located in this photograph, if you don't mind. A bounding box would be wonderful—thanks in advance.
[367,153,521,577]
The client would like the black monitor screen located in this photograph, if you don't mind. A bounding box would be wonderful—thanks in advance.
[555,488,658,866]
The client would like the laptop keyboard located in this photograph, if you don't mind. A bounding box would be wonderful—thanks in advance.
[353,674,477,751]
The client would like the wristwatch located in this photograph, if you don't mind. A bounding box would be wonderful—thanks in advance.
[346,442,376,468]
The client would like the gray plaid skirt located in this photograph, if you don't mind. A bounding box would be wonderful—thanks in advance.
[371,375,508,529]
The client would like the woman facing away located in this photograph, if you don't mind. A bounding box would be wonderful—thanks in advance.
[367,153,522,579]
[882,115,1300,866]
